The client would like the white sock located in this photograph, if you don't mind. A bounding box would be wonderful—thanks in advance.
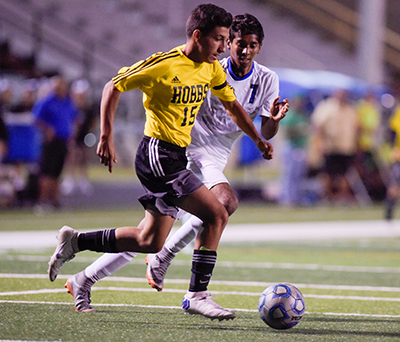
[84,252,137,283]
[165,215,203,254]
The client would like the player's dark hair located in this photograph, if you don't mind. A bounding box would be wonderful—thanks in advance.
[229,14,264,44]
[186,3,232,38]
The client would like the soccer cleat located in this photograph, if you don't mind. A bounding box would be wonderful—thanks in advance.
[48,225,79,282]
[181,291,236,321]
[65,271,94,312]
[146,253,172,291]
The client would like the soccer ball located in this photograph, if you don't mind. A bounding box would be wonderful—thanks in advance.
[258,283,305,330]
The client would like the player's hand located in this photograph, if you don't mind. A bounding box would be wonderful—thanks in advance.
[270,97,289,121]
[97,136,117,173]
[257,140,274,160]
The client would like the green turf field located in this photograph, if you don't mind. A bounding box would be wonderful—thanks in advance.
[1,205,400,341]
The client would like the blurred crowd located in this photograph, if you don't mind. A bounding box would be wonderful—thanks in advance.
[1,74,400,220]
[0,74,98,213]
[277,87,400,219]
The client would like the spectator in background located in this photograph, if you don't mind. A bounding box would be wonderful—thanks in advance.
[33,75,79,213]
[9,79,37,115]
[0,79,13,111]
[0,113,8,162]
[279,95,309,206]
[384,104,400,220]
[310,89,360,204]
[355,92,386,202]
[0,89,9,162]
[7,79,39,204]
[0,79,13,161]
[356,93,381,155]
[61,79,98,196]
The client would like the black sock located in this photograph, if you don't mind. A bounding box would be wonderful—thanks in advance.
[189,249,217,292]
[386,198,395,220]
[77,229,118,253]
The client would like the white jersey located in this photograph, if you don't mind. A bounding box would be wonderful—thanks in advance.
[189,57,279,162]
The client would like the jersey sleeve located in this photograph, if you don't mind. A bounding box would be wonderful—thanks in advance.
[209,61,236,102]
[112,60,154,92]
[259,71,279,118]
[112,50,172,92]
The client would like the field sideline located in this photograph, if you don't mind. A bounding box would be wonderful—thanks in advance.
[1,219,399,250]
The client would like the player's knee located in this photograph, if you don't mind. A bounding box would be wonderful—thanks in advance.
[199,201,228,232]
[223,195,239,216]
[215,187,238,216]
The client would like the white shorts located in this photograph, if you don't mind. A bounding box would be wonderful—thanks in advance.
[174,145,229,221]
[186,145,229,189]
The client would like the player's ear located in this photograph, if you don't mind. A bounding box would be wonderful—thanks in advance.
[257,42,263,54]
[192,29,202,43]
[227,39,232,50]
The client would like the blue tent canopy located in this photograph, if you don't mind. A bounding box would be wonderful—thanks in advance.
[274,68,386,99]
[239,68,387,166]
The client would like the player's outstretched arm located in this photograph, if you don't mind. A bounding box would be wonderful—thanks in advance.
[97,80,121,173]
[261,97,289,140]
[220,99,273,160]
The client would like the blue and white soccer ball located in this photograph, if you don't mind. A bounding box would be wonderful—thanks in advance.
[258,283,305,330]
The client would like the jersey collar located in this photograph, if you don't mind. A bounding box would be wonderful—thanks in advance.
[227,57,254,81]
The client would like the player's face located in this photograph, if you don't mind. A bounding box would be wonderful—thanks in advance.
[198,26,229,63]
[228,33,261,72]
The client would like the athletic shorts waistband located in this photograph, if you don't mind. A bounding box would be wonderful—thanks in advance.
[143,136,186,153]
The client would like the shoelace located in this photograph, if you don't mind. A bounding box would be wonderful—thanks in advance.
[56,244,76,262]
[203,293,226,310]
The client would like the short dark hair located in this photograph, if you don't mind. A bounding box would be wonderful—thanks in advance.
[186,3,233,38]
[229,14,264,44]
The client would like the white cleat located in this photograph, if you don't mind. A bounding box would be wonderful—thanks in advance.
[181,291,236,321]
[48,226,79,282]
[65,271,94,312]
[146,253,172,291]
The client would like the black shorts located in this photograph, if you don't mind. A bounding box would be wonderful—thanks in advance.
[324,153,354,176]
[40,138,68,178]
[135,136,203,218]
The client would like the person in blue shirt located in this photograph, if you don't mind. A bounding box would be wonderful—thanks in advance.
[33,75,79,211]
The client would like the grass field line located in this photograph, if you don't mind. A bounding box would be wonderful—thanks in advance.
[2,299,400,320]
[2,273,400,293]
[4,255,400,274]
[2,285,400,303]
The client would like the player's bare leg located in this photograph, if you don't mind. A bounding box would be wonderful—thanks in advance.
[114,211,175,253]
[146,182,238,291]
[175,184,228,251]
[48,213,175,281]
[172,185,236,320]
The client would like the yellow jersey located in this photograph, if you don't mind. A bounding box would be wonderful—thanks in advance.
[390,105,400,149]
[112,45,236,147]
